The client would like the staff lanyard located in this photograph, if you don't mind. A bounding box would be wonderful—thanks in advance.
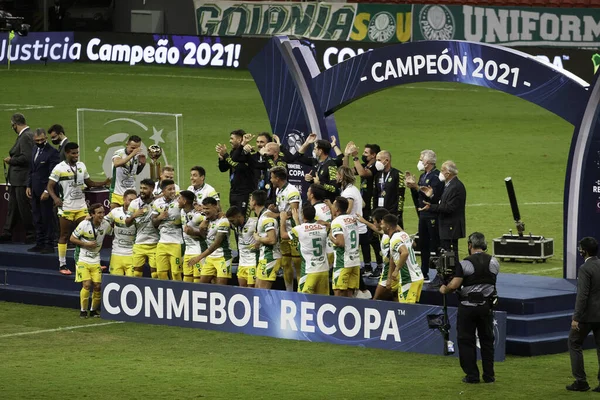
[316,157,330,177]
[379,171,391,194]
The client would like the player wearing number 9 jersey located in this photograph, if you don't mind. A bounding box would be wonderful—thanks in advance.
[280,204,329,295]
[330,196,361,297]
[384,214,423,304]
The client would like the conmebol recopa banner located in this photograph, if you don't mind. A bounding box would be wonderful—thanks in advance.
[102,275,507,360]
[194,1,357,41]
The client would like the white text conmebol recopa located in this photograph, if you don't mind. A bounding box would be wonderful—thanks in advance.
[103,283,402,342]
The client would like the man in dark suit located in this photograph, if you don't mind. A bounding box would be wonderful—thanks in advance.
[26,129,60,253]
[48,0,66,31]
[48,124,69,162]
[1,113,35,242]
[419,160,466,263]
[567,237,600,392]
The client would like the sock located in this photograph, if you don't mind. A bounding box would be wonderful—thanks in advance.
[183,275,194,283]
[158,271,169,280]
[172,272,182,281]
[151,270,158,279]
[91,290,101,311]
[282,255,293,291]
[133,270,143,278]
[80,287,90,311]
[58,243,67,265]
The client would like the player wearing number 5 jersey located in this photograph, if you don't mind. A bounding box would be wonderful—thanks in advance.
[280,204,329,295]
[384,214,424,304]
[330,196,361,297]
[70,204,112,318]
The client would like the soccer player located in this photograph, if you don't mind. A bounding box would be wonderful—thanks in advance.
[126,179,159,278]
[280,205,329,295]
[337,166,368,267]
[109,135,146,209]
[307,183,334,266]
[251,190,281,289]
[226,206,258,288]
[151,179,183,280]
[187,197,232,285]
[47,142,109,275]
[188,166,220,208]
[385,214,424,304]
[269,166,302,292]
[70,203,112,318]
[330,196,361,297]
[358,208,398,300]
[105,189,137,276]
[152,165,180,197]
[179,190,207,283]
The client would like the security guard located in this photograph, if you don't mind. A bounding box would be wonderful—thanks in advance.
[440,232,499,384]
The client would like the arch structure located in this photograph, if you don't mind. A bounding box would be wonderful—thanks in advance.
[248,37,599,279]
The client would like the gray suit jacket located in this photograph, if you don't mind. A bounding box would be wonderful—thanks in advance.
[58,138,70,162]
[7,127,34,186]
[573,256,600,323]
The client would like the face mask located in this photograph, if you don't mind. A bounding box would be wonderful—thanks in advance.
[417,160,426,171]
[375,160,385,171]
[439,172,446,182]
[312,150,318,159]
[579,248,587,258]
[51,138,61,145]
[361,155,369,164]
[36,141,46,148]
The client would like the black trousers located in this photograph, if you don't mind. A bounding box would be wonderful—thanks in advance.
[230,192,252,217]
[440,239,460,269]
[569,322,600,383]
[418,216,439,278]
[359,229,382,267]
[3,185,34,239]
[31,190,56,247]
[457,303,495,381]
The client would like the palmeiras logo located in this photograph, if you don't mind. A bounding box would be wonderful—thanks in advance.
[368,12,396,43]
[418,5,455,41]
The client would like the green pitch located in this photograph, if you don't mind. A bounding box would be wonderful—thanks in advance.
[0,302,593,399]
[1,62,570,277]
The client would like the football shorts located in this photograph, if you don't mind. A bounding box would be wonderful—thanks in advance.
[156,243,183,274]
[201,257,232,279]
[378,264,399,291]
[299,271,329,295]
[257,259,281,282]
[109,192,124,206]
[75,261,102,283]
[184,254,203,278]
[110,254,133,276]
[58,208,88,222]
[132,243,157,269]
[280,239,300,257]
[332,266,360,291]
[399,280,424,304]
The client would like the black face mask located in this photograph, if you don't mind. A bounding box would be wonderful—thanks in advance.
[36,142,46,148]
[361,155,369,164]
[579,248,587,258]
[51,138,61,145]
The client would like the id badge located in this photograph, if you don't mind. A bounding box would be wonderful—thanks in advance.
[378,197,384,207]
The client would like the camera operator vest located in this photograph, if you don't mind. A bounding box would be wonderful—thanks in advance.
[462,253,496,287]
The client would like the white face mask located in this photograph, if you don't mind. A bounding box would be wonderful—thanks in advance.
[312,150,318,159]
[417,160,426,171]
[439,171,446,182]
[375,160,385,171]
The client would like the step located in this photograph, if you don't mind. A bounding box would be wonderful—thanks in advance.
[506,331,595,356]
[0,266,79,291]
[507,310,573,336]
[0,284,79,309]
[0,249,111,271]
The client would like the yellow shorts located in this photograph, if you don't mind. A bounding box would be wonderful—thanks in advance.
[237,265,257,285]
[75,261,102,283]
[299,271,329,295]
[109,192,124,206]
[257,259,281,282]
[280,240,300,257]
[58,208,88,222]
[110,254,133,276]
[132,243,157,269]
[201,257,232,279]
[332,266,360,291]
[156,243,183,273]
[378,265,399,291]
[399,280,424,304]
[183,254,203,278]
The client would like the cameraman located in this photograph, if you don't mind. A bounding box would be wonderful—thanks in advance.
[440,232,499,384]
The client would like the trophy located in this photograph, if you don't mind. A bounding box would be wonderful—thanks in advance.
[148,145,162,182]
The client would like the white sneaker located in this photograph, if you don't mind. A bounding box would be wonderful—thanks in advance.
[355,290,372,300]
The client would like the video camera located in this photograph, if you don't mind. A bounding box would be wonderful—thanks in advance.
[431,248,456,286]
[0,11,30,36]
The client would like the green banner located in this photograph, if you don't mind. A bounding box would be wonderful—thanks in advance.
[194,1,357,41]
[349,4,412,43]
[412,4,600,47]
